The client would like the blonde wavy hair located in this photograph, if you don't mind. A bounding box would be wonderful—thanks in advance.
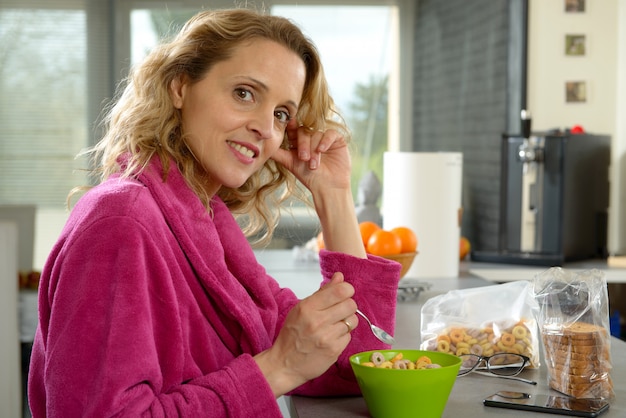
[81,8,349,245]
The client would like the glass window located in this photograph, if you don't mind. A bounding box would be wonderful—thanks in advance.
[130,9,196,66]
[0,3,88,207]
[271,5,395,196]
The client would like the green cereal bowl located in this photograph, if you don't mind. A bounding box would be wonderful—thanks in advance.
[349,349,462,418]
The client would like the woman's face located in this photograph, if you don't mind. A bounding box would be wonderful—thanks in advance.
[170,38,306,195]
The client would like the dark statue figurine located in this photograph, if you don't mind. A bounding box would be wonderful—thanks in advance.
[355,171,382,226]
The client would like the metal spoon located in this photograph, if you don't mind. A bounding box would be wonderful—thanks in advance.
[356,309,396,345]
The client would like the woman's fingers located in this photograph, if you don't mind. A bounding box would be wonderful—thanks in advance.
[256,272,358,395]
[284,122,345,170]
[312,273,354,309]
[304,274,358,335]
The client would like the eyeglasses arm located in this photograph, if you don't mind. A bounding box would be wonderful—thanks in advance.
[472,370,537,385]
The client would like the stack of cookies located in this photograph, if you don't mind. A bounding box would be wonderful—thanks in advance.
[541,322,613,399]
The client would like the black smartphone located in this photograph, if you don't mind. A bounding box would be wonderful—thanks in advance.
[483,392,610,417]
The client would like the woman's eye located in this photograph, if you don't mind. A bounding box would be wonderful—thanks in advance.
[234,88,253,102]
[274,110,290,124]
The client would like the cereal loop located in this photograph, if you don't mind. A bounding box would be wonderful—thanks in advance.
[500,332,515,347]
[371,352,385,366]
[380,361,393,369]
[390,353,404,363]
[467,328,481,338]
[513,343,525,354]
[470,344,483,356]
[437,339,451,353]
[456,347,470,356]
[416,360,430,369]
[449,328,465,344]
[512,325,528,339]
[507,347,520,355]
[393,360,407,369]
[416,355,432,365]
[425,364,442,369]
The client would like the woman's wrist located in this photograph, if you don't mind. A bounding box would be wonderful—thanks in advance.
[312,188,366,258]
[253,348,305,398]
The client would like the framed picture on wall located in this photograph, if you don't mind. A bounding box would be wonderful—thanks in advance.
[565,0,585,13]
[565,34,586,56]
[566,81,587,103]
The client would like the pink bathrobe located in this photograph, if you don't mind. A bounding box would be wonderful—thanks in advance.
[28,157,401,417]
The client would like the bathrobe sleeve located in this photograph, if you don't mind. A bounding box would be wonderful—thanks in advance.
[209,198,402,397]
[289,250,402,396]
[209,199,402,397]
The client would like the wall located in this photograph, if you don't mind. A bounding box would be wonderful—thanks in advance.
[0,223,22,418]
[411,0,512,251]
[527,0,624,254]
[34,208,69,270]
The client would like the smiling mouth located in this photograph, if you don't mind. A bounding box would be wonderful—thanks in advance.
[227,141,257,158]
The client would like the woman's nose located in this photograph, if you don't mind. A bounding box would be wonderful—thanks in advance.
[248,109,275,140]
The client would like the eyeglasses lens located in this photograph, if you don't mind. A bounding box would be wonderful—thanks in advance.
[458,353,526,376]
[487,353,526,376]
[458,354,481,375]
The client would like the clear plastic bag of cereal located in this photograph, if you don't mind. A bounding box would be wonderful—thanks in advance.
[531,268,614,400]
[420,280,540,368]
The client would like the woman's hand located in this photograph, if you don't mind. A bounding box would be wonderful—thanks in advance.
[253,272,358,397]
[272,119,366,258]
[271,119,351,195]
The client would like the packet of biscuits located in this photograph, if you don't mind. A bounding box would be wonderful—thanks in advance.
[420,280,540,368]
[532,268,614,400]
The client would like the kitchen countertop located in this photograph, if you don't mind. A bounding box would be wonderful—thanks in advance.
[253,250,626,418]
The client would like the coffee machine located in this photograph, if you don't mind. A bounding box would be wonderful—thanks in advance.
[473,111,611,266]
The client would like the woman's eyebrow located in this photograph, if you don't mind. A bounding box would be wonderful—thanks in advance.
[238,75,299,110]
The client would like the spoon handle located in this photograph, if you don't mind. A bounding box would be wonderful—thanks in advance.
[355,309,370,325]
[355,309,396,345]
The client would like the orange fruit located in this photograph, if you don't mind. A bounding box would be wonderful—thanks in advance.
[316,231,325,251]
[359,221,381,248]
[366,229,402,256]
[460,236,471,260]
[390,226,418,253]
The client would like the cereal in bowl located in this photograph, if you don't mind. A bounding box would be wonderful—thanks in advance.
[361,351,442,370]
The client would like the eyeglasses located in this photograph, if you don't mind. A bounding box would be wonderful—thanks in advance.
[458,353,536,385]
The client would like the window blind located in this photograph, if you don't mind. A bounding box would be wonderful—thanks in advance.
[0,1,88,207]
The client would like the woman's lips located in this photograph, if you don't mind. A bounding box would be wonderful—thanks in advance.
[227,140,257,159]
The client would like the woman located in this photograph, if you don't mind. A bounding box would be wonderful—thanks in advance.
[28,8,400,417]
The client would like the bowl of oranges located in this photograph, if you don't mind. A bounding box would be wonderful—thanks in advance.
[316,222,418,278]
[359,222,417,278]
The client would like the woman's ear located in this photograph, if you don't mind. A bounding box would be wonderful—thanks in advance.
[170,75,185,109]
